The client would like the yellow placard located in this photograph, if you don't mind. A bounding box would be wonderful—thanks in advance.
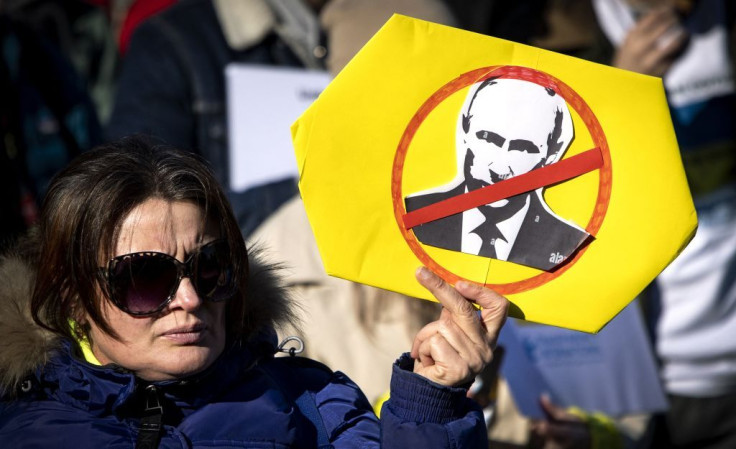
[293,15,697,333]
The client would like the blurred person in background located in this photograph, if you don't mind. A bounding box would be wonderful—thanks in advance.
[442,0,547,47]
[116,0,177,56]
[529,0,599,57]
[1,0,118,122]
[0,0,111,250]
[106,0,331,237]
[591,1,736,448]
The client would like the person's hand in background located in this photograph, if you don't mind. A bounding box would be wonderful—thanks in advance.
[529,395,593,449]
[613,5,688,76]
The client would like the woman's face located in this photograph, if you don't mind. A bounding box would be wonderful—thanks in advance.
[86,199,228,381]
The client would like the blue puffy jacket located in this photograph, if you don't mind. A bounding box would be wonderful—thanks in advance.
[0,251,488,448]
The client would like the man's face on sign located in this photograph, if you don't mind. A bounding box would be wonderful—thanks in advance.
[463,81,560,187]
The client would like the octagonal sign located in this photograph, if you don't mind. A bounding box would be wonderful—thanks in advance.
[292,15,697,332]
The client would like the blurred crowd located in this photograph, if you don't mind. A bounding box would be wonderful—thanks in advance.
[2,0,735,448]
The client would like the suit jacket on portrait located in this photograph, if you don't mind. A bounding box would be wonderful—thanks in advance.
[405,185,589,271]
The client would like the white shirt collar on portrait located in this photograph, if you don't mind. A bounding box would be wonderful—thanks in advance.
[461,193,530,261]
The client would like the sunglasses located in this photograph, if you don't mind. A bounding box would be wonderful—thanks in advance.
[103,239,237,316]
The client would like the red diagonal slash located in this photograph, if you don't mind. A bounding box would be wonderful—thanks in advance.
[402,147,603,229]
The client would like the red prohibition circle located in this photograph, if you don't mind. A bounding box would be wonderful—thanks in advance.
[391,66,612,294]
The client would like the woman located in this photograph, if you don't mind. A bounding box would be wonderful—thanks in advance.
[0,136,508,448]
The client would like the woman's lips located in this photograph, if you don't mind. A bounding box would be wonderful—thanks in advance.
[161,323,207,344]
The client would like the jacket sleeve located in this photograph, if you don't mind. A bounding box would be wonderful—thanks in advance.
[313,354,487,449]
[379,353,488,449]
[105,18,197,150]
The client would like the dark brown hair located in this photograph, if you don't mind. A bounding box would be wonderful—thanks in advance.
[30,136,252,341]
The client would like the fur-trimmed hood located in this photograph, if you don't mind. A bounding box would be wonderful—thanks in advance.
[0,244,295,395]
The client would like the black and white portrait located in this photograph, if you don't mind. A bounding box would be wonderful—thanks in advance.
[405,78,589,271]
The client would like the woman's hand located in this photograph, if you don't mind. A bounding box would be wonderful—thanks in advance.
[410,267,508,387]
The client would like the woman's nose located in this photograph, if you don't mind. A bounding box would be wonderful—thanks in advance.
[167,277,203,312]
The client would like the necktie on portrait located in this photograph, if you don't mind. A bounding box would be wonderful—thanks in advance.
[473,218,506,258]
[472,195,527,259]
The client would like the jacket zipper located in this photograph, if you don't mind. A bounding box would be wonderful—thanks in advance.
[135,384,164,449]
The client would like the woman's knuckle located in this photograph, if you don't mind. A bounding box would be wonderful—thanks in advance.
[438,319,453,334]
[468,357,483,375]
[478,348,491,367]
[459,365,471,382]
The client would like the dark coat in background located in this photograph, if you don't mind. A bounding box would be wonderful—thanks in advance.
[106,0,310,237]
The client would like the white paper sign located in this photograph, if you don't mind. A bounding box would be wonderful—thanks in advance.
[498,300,668,418]
[226,64,331,192]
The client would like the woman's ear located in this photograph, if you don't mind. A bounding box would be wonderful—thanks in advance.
[68,299,90,339]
